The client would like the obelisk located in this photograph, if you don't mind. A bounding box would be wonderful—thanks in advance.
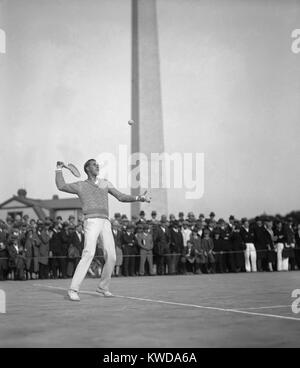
[0,0,7,127]
[131,0,168,218]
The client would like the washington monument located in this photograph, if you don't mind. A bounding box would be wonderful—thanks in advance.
[131,0,168,218]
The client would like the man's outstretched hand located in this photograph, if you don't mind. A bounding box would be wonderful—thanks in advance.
[139,190,151,203]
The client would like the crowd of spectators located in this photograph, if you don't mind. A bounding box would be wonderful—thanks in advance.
[0,210,300,281]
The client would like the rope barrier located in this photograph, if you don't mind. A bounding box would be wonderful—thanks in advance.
[0,247,299,261]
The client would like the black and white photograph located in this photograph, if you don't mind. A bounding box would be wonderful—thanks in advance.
[0,0,300,352]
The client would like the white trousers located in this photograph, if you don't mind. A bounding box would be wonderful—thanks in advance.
[276,243,289,271]
[70,218,116,292]
[244,243,257,272]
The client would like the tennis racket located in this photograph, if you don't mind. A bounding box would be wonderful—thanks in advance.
[57,162,81,177]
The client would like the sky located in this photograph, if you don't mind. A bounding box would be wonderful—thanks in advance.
[0,0,300,219]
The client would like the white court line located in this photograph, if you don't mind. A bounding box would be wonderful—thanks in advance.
[235,305,291,310]
[33,284,300,322]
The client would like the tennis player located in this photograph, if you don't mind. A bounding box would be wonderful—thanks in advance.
[55,159,151,301]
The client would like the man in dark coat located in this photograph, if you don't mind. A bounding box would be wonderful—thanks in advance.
[121,223,138,276]
[153,218,171,275]
[57,222,70,278]
[49,222,61,278]
[169,221,184,274]
[0,224,8,280]
[252,217,268,271]
[38,225,50,279]
[295,224,300,270]
[262,218,276,271]
[219,220,236,272]
[284,218,296,270]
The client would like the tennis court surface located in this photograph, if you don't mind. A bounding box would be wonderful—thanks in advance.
[0,272,299,347]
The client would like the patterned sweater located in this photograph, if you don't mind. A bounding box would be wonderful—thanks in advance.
[55,170,137,219]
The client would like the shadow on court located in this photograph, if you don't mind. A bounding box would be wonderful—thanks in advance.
[0,272,299,347]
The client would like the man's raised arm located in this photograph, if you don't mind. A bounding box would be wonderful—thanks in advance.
[107,180,151,203]
[55,161,80,194]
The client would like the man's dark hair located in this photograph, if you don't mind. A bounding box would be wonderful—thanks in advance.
[84,159,96,174]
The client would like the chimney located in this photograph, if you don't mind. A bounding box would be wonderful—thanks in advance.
[52,195,59,200]
[17,189,27,198]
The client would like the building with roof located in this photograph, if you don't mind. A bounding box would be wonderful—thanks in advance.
[0,189,82,222]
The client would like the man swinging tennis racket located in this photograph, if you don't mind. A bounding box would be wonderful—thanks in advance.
[55,159,151,301]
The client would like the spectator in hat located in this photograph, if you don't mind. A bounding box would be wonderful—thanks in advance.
[262,218,276,272]
[190,228,203,274]
[0,224,8,280]
[181,221,192,248]
[195,221,204,238]
[169,221,184,274]
[136,210,147,225]
[229,221,245,272]
[68,215,76,228]
[169,214,176,223]
[153,217,171,275]
[58,222,70,278]
[228,215,235,231]
[114,212,121,222]
[273,221,286,271]
[24,227,41,279]
[6,216,13,232]
[121,217,129,231]
[240,218,257,272]
[253,216,268,272]
[181,240,196,274]
[217,219,235,272]
[136,223,154,276]
[201,229,215,273]
[55,216,63,230]
[7,236,26,280]
[178,212,185,222]
[111,220,123,277]
[29,218,37,229]
[294,223,300,270]
[22,215,30,226]
[38,224,51,279]
[198,214,205,221]
[131,215,138,224]
[49,221,61,279]
[187,212,196,222]
[284,218,295,271]
[209,212,216,222]
[150,211,159,225]
[207,220,215,235]
[121,223,138,276]
[68,223,85,277]
[212,229,226,273]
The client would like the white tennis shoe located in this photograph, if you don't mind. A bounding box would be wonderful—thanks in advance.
[96,287,114,297]
[68,289,80,301]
